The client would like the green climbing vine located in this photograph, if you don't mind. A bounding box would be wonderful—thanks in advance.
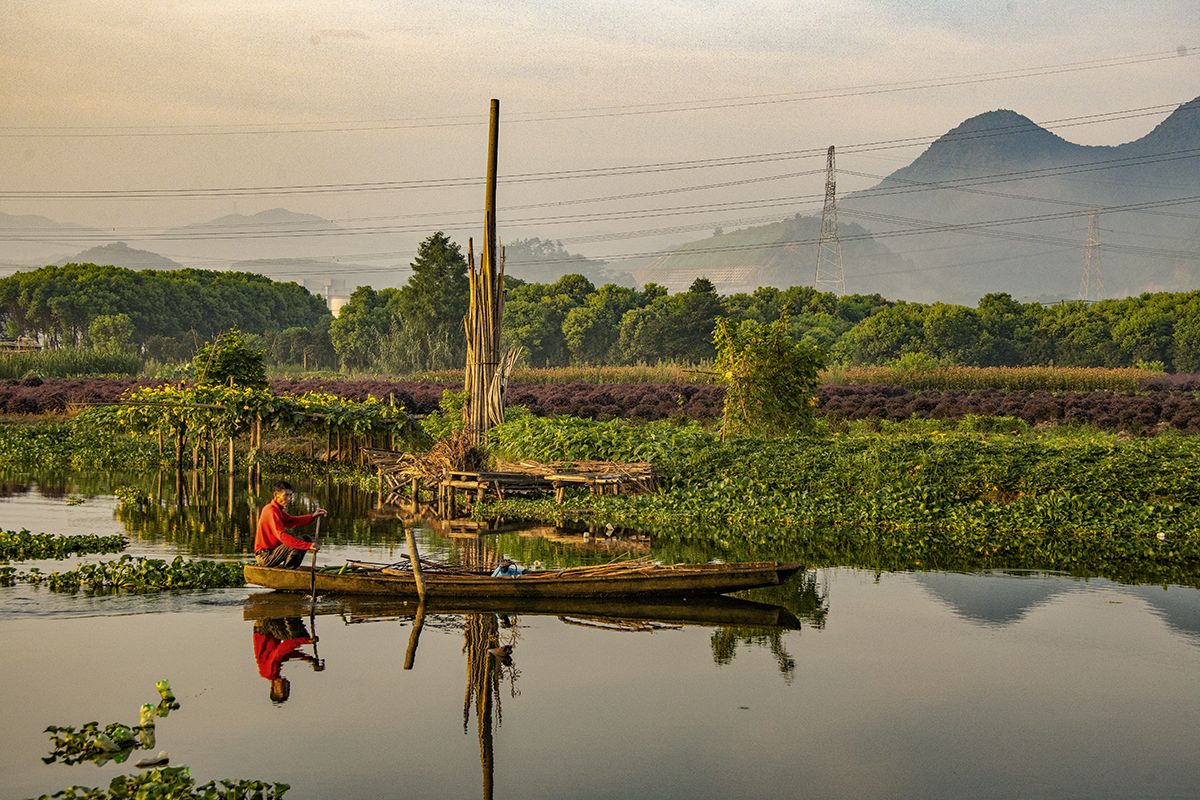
[713,314,825,439]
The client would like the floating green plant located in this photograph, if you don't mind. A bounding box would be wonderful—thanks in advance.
[18,555,244,592]
[42,681,180,768]
[25,765,289,800]
[42,722,141,766]
[0,530,128,563]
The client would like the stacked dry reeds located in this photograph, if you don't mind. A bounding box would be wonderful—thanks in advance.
[462,231,520,444]
[494,458,661,494]
[545,556,683,578]
[369,430,484,488]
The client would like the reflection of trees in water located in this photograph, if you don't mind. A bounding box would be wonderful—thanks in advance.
[747,568,829,629]
[0,479,31,499]
[711,627,797,683]
[109,470,404,555]
[710,571,829,683]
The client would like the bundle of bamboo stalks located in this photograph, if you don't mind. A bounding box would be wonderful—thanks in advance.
[546,556,685,578]
[463,229,521,443]
[494,459,661,493]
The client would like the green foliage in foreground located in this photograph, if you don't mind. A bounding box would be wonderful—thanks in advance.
[16,555,245,592]
[714,314,824,438]
[28,765,288,800]
[487,414,713,464]
[0,530,128,563]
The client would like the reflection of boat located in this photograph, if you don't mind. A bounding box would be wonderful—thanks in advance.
[242,591,803,630]
[244,560,804,598]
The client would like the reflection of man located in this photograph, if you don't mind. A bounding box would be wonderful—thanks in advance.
[253,617,320,703]
[254,481,327,569]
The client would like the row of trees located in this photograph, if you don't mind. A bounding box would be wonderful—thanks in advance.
[11,232,1200,375]
[330,232,733,370]
[330,234,1200,373]
[831,292,1200,372]
[0,264,332,354]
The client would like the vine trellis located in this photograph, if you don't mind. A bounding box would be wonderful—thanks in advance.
[108,384,409,473]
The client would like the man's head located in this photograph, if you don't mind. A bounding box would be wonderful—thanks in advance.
[272,480,294,507]
[270,677,291,703]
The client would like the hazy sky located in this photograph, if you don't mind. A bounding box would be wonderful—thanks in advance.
[2,0,1197,267]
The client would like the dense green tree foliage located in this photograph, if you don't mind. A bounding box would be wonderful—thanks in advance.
[0,263,331,357]
[330,232,468,372]
[16,235,1200,376]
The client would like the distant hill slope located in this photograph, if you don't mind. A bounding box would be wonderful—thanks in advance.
[842,95,1200,304]
[0,211,100,273]
[634,214,912,296]
[59,241,183,270]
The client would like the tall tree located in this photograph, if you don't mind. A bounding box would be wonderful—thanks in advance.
[391,232,470,366]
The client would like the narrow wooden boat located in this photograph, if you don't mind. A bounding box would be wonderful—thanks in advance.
[243,560,803,599]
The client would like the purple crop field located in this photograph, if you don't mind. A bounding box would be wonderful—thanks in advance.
[4,375,1200,434]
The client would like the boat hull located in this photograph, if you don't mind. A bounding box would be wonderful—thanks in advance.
[241,592,803,629]
[243,561,804,599]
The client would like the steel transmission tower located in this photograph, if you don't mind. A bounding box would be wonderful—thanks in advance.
[814,145,845,295]
[1079,209,1103,302]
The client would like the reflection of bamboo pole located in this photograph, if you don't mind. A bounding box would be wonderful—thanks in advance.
[403,601,426,670]
[463,613,500,800]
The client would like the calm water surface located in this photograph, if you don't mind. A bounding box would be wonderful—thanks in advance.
[1,475,1198,800]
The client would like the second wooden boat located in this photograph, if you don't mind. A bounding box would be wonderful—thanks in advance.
[244,560,803,599]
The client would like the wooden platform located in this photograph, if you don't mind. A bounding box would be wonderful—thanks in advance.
[366,449,661,518]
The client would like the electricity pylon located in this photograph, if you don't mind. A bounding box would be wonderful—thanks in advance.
[814,145,845,296]
[1079,209,1103,302]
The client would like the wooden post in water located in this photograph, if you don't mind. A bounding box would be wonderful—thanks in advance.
[405,527,427,601]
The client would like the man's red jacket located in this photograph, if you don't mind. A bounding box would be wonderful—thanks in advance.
[254,503,316,552]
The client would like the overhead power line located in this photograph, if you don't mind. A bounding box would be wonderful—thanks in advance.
[1,46,1195,137]
[3,99,1195,202]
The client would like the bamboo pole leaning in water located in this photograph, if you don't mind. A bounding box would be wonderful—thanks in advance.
[406,527,427,601]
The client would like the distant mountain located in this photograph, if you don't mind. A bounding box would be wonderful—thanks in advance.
[841,95,1200,303]
[228,257,397,300]
[58,241,183,270]
[0,211,101,274]
[634,214,912,297]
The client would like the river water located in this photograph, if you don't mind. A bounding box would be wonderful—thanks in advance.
[1,473,1198,800]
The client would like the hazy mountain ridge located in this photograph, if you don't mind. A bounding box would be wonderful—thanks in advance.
[636,214,912,297]
[840,95,1200,303]
[57,241,183,270]
[3,97,1199,305]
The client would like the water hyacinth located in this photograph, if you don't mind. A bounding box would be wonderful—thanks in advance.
[0,529,127,563]
[27,764,290,800]
[15,554,245,592]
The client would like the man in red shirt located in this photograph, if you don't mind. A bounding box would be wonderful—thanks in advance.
[254,481,327,568]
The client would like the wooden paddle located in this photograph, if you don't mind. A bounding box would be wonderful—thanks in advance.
[309,514,322,600]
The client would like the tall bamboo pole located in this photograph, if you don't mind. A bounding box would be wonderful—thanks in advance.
[464,99,509,444]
